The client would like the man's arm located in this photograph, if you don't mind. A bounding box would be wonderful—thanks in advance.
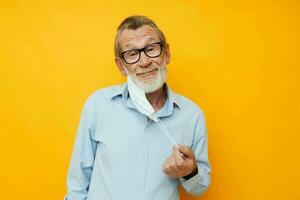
[64,97,98,200]
[179,112,211,196]
[162,112,211,196]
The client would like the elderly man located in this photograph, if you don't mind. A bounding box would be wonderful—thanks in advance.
[64,15,211,200]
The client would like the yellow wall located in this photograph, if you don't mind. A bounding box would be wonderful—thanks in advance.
[0,0,299,199]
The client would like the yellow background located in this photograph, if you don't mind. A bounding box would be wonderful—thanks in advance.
[0,0,299,199]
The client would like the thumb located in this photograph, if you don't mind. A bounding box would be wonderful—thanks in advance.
[173,146,184,157]
[177,145,194,158]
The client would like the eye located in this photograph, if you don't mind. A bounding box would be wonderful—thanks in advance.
[146,45,155,52]
[127,50,138,57]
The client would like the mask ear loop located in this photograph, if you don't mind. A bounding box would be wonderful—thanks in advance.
[152,113,178,148]
[133,102,178,147]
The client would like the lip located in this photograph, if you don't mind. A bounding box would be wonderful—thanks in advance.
[136,69,158,77]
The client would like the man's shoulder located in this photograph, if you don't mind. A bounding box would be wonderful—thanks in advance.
[173,92,204,115]
[85,84,124,103]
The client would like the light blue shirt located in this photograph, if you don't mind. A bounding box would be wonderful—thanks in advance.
[64,83,211,200]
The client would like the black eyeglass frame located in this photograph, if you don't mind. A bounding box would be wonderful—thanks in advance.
[120,41,164,64]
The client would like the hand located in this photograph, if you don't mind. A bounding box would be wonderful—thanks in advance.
[162,145,197,178]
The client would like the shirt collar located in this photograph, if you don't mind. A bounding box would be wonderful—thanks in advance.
[165,84,181,109]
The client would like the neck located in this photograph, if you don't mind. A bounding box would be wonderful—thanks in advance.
[145,85,167,112]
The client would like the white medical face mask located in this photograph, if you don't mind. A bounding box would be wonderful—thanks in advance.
[127,76,178,147]
[127,75,157,122]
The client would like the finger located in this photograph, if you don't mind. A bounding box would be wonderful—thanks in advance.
[172,147,185,170]
[162,159,169,175]
[173,146,184,157]
[162,157,172,175]
[177,145,194,158]
[167,156,182,178]
[169,156,180,172]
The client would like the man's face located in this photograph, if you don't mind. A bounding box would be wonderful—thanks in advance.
[115,25,170,93]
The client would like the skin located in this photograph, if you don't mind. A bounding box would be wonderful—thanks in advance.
[115,25,197,178]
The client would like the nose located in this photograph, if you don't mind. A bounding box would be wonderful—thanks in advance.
[138,51,151,67]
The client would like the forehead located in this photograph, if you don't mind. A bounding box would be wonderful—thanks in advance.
[118,25,160,49]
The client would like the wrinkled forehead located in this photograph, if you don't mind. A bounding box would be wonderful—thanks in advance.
[118,25,161,50]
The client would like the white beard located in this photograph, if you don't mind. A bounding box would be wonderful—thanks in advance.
[126,66,167,93]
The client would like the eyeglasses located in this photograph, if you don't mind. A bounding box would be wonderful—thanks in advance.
[120,42,164,64]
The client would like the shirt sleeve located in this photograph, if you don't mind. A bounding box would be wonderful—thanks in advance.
[179,110,211,196]
[64,96,98,200]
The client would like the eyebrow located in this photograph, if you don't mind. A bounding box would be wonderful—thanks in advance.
[124,38,158,49]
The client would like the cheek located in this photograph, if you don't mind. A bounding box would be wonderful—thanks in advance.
[155,54,168,66]
[150,58,165,67]
[124,65,137,74]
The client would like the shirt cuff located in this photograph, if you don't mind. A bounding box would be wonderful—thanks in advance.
[179,167,210,192]
[183,167,198,180]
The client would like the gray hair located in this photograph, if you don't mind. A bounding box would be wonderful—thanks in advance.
[114,15,167,58]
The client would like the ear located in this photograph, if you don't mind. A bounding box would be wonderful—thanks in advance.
[115,57,127,76]
[164,43,170,64]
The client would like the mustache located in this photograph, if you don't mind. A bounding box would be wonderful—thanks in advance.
[135,66,159,74]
